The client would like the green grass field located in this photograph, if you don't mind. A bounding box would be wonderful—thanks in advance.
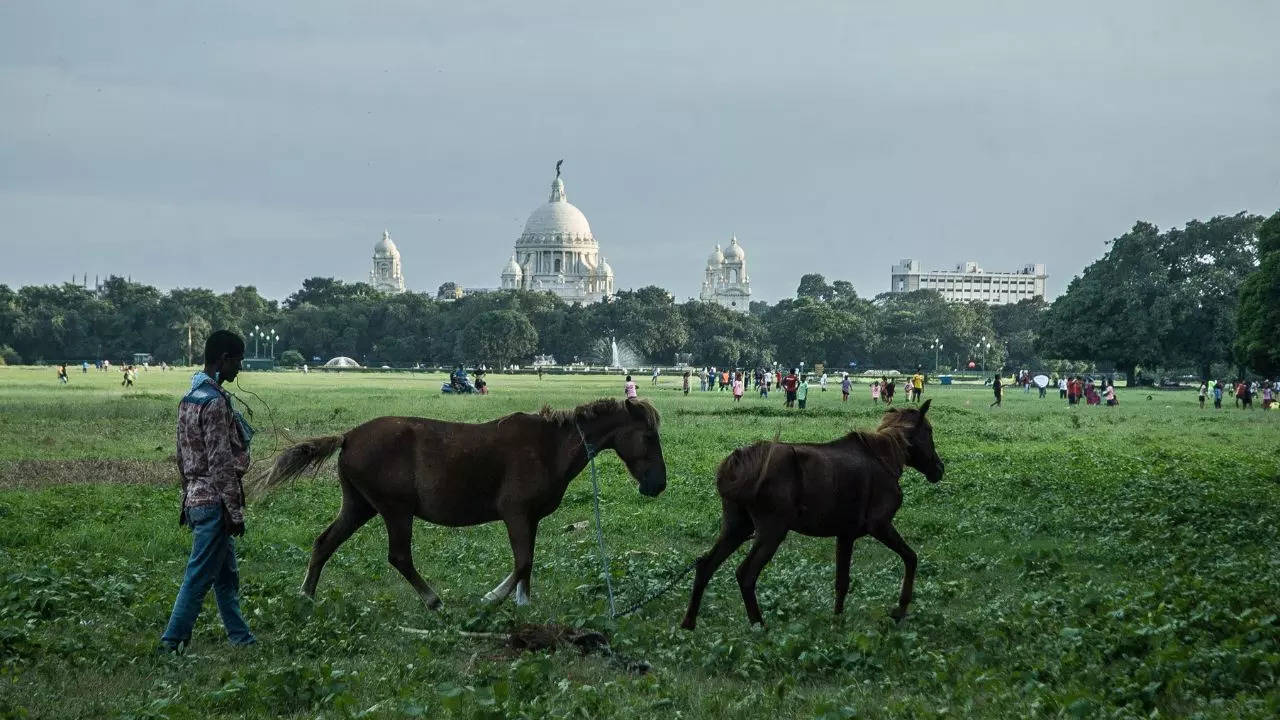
[1,367,1278,719]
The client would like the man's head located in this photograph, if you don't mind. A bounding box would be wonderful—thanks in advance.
[204,330,245,384]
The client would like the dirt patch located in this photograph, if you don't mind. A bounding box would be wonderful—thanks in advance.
[0,459,178,490]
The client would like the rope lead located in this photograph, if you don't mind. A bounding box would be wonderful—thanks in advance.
[577,423,616,617]
[576,422,704,619]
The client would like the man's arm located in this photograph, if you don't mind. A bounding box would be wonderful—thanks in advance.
[201,397,246,529]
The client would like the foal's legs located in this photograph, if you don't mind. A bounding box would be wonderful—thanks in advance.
[735,522,788,626]
[834,534,854,615]
[680,504,754,630]
[383,511,443,610]
[871,522,917,621]
[302,487,377,597]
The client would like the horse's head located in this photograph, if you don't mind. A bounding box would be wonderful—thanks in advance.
[900,399,945,483]
[610,399,668,497]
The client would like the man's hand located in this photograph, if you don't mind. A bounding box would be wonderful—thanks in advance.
[228,521,246,538]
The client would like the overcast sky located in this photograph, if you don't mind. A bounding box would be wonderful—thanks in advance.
[2,1,1278,302]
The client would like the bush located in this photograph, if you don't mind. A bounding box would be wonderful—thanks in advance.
[279,350,305,367]
[0,345,21,366]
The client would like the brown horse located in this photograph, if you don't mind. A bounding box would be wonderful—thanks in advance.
[681,399,944,629]
[254,398,666,610]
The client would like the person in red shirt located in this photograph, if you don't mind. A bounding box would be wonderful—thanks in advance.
[781,368,800,408]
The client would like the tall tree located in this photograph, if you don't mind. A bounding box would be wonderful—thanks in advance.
[992,298,1049,371]
[796,273,834,301]
[870,291,998,372]
[1235,210,1280,376]
[680,301,771,367]
[765,297,870,369]
[1040,222,1172,384]
[1162,213,1263,379]
[1042,216,1262,382]
[590,286,688,364]
[285,277,379,310]
[461,310,538,370]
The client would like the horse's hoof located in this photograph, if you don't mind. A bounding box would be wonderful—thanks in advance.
[426,597,444,611]
[890,607,907,622]
[679,618,696,631]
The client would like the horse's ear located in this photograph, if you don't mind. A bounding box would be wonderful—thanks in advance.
[918,398,932,420]
[625,398,658,427]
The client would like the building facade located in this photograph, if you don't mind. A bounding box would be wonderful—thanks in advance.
[889,259,1046,305]
[370,230,406,293]
[499,165,614,304]
[700,236,751,312]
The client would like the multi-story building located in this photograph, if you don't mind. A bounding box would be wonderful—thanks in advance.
[499,164,614,304]
[889,259,1047,305]
[699,236,752,312]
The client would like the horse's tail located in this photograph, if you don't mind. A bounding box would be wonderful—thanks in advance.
[250,434,344,500]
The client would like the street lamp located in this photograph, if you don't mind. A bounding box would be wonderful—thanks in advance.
[269,329,279,359]
[930,338,943,374]
[253,324,261,358]
[974,336,992,374]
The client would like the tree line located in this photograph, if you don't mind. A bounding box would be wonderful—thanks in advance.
[2,210,1277,382]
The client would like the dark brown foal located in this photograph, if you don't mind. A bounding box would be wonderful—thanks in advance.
[256,398,667,611]
[682,400,943,629]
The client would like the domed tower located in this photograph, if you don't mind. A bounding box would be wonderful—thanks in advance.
[699,236,751,312]
[500,162,613,303]
[500,255,523,290]
[370,230,405,293]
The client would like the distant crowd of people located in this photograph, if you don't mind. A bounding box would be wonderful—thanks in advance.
[54,359,172,387]
[641,366,937,411]
[1199,379,1276,410]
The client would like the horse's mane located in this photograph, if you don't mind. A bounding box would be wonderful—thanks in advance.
[537,397,661,431]
[845,407,924,469]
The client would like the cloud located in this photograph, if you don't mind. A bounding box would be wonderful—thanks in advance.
[1,1,1278,301]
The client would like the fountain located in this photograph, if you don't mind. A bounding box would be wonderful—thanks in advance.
[595,337,643,370]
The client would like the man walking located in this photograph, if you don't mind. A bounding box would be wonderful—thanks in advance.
[160,330,255,652]
[911,368,924,403]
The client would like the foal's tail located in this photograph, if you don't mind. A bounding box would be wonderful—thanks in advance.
[250,434,344,500]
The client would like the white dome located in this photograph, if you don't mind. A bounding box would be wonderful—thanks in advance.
[707,243,724,268]
[598,257,614,277]
[374,230,398,257]
[520,175,593,241]
[522,201,592,239]
[723,236,745,261]
[502,255,522,277]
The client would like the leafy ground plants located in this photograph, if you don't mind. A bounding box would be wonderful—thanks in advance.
[1,368,1277,718]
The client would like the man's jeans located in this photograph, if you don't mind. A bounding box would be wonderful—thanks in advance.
[161,503,255,647]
